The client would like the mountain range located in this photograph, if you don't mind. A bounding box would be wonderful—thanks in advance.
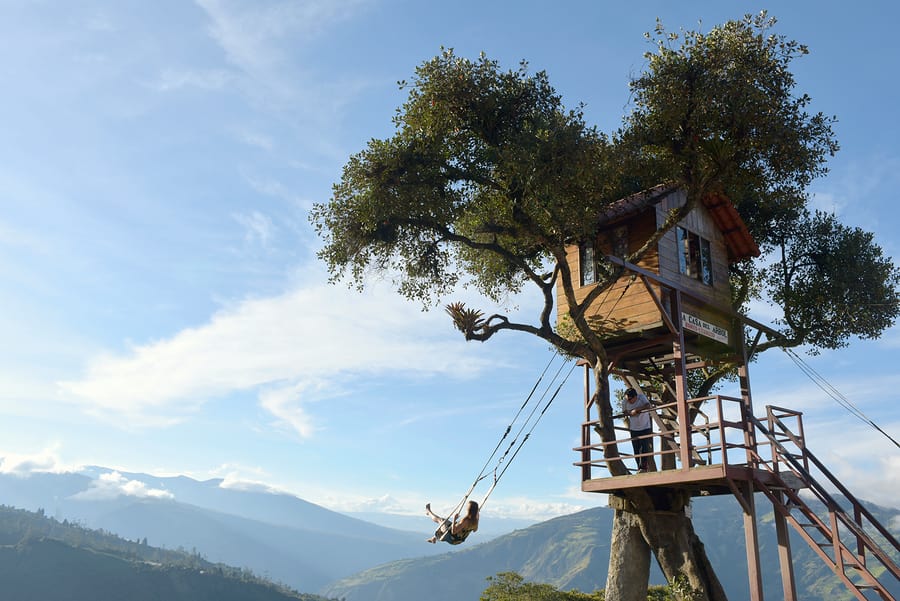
[0,467,445,593]
[0,466,897,600]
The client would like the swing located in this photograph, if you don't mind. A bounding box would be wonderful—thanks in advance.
[424,272,636,544]
[424,355,577,544]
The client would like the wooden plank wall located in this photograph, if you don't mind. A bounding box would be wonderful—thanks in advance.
[558,211,663,335]
[557,190,736,342]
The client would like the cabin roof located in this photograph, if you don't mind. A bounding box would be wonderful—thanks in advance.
[596,185,761,263]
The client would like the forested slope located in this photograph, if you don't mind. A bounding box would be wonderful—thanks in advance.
[0,505,335,601]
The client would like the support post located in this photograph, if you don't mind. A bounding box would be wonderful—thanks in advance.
[670,290,691,469]
[774,491,798,601]
[736,323,757,466]
[582,362,591,482]
[739,482,765,601]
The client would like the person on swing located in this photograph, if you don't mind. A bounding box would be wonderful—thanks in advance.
[425,500,479,545]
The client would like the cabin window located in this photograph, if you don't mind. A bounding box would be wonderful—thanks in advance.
[580,242,597,286]
[677,227,713,285]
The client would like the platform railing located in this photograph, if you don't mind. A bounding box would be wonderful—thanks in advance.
[575,394,755,477]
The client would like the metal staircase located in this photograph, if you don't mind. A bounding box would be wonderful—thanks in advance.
[745,406,900,600]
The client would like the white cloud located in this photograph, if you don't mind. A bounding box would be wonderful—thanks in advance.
[71,471,174,501]
[0,447,77,476]
[58,278,494,434]
[218,474,283,495]
[803,419,900,510]
[193,0,377,163]
[258,381,319,437]
[237,130,274,151]
[241,171,307,207]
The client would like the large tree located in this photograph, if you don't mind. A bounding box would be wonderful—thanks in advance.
[311,13,899,601]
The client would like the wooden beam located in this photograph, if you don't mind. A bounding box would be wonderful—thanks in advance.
[604,255,783,341]
[640,274,677,334]
[670,289,692,470]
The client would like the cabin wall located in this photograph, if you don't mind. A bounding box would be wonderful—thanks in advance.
[557,211,663,336]
[657,192,733,323]
[557,190,737,348]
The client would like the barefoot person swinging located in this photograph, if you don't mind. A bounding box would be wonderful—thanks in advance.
[425,500,480,545]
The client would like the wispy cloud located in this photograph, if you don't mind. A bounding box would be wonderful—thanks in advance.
[58,277,493,435]
[147,68,233,92]
[208,463,291,495]
[71,471,174,501]
[810,153,900,237]
[299,486,587,521]
[192,0,377,162]
[233,210,275,247]
[258,381,319,437]
[195,0,368,74]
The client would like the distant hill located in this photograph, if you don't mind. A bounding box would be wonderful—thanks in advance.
[0,504,334,601]
[323,494,900,601]
[0,469,446,593]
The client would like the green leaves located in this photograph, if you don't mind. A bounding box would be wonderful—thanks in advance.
[626,11,838,244]
[312,18,897,360]
[763,210,900,351]
[311,48,614,307]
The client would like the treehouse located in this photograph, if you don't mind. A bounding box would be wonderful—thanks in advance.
[557,184,759,367]
[558,185,900,600]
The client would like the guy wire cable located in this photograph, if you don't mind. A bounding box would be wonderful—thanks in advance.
[782,347,900,449]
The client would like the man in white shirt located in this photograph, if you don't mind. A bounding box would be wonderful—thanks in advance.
[624,387,653,472]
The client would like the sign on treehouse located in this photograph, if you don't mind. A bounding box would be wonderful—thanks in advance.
[682,312,729,344]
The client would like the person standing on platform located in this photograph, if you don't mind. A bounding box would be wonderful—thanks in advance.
[624,387,653,472]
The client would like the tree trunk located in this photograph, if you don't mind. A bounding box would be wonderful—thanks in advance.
[591,359,727,601]
[606,490,729,601]
[605,509,651,601]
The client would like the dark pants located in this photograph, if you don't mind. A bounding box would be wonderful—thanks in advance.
[630,428,653,471]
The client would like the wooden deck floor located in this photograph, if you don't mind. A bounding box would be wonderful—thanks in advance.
[582,463,806,496]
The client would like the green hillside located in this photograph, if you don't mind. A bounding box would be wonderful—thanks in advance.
[323,495,899,601]
[0,504,336,601]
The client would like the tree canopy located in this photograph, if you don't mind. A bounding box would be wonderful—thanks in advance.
[479,572,674,601]
[312,13,898,368]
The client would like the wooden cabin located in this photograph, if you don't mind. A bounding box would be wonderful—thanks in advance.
[557,184,760,365]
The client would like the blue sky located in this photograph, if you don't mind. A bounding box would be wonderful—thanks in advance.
[0,0,898,527]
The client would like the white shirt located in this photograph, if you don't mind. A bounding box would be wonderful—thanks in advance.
[625,393,652,431]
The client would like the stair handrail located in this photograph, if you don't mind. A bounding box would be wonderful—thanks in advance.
[760,412,899,553]
[749,412,900,581]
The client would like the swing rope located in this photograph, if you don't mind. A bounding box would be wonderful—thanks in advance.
[480,359,579,508]
[450,351,559,515]
[446,268,637,514]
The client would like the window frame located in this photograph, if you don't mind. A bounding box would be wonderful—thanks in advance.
[580,242,597,286]
[676,226,714,286]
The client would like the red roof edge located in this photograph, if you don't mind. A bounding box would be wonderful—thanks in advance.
[702,193,761,262]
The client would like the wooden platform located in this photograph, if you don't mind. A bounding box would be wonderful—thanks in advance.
[582,464,808,497]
